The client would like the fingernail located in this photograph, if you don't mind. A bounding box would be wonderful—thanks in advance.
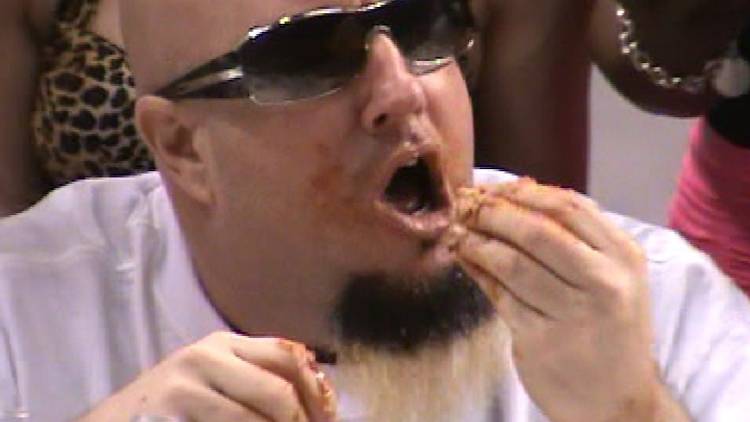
[314,370,338,421]
[453,197,472,222]
[458,230,482,249]
[278,339,299,353]
[491,179,528,198]
[279,339,312,372]
[446,224,468,252]
[306,351,321,374]
[454,189,483,223]
[314,371,329,395]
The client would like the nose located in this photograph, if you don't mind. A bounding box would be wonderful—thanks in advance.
[358,29,427,137]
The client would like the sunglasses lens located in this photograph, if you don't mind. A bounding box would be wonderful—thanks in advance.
[386,0,474,69]
[240,14,368,103]
[235,0,474,104]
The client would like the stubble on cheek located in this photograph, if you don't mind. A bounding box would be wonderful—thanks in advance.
[308,143,354,222]
[303,141,372,268]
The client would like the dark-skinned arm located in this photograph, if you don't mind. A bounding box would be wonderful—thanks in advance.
[0,0,51,216]
[469,0,594,191]
[590,0,750,117]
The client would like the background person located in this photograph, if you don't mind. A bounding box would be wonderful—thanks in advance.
[669,23,750,294]
[0,0,149,217]
[5,0,747,217]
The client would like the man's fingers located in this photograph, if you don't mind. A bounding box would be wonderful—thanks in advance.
[265,339,337,422]
[458,192,600,289]
[227,334,336,422]
[186,333,335,422]
[179,386,271,421]
[457,254,504,305]
[136,374,270,421]
[456,254,549,334]
[179,343,308,421]
[483,180,643,265]
[457,230,586,320]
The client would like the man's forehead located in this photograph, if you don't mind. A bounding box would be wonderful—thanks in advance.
[203,0,377,51]
[191,0,379,58]
[251,0,375,25]
[120,0,379,94]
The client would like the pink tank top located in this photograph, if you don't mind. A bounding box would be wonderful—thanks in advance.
[669,117,750,295]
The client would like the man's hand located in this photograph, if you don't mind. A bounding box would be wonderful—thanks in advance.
[454,179,689,422]
[77,332,337,422]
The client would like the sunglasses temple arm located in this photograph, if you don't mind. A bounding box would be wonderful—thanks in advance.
[155,53,244,99]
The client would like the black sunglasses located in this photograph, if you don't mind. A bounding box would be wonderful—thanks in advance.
[155,0,476,105]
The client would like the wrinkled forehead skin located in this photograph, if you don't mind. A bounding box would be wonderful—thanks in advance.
[120,0,373,95]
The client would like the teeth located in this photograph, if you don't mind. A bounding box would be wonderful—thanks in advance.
[400,197,425,214]
[381,154,443,217]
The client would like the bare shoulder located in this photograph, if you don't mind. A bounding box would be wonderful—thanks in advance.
[1,0,24,25]
[22,0,59,40]
[468,0,491,28]
[0,0,34,41]
[0,0,55,216]
[90,0,124,47]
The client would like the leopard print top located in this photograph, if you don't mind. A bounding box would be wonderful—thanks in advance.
[32,0,154,188]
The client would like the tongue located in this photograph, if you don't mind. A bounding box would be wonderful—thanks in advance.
[388,187,424,214]
[384,160,435,215]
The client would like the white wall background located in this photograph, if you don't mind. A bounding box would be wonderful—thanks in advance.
[588,69,694,226]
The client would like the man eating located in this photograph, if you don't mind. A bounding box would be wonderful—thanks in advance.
[0,0,749,421]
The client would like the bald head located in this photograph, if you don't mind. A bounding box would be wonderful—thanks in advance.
[120,0,382,95]
[120,0,302,94]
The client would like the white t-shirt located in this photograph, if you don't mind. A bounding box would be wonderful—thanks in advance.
[0,170,749,421]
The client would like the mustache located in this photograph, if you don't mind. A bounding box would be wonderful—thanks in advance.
[332,264,495,353]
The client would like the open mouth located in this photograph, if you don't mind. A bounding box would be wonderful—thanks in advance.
[376,154,451,239]
[384,157,445,215]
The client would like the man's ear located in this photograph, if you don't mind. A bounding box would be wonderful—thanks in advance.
[135,96,213,205]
